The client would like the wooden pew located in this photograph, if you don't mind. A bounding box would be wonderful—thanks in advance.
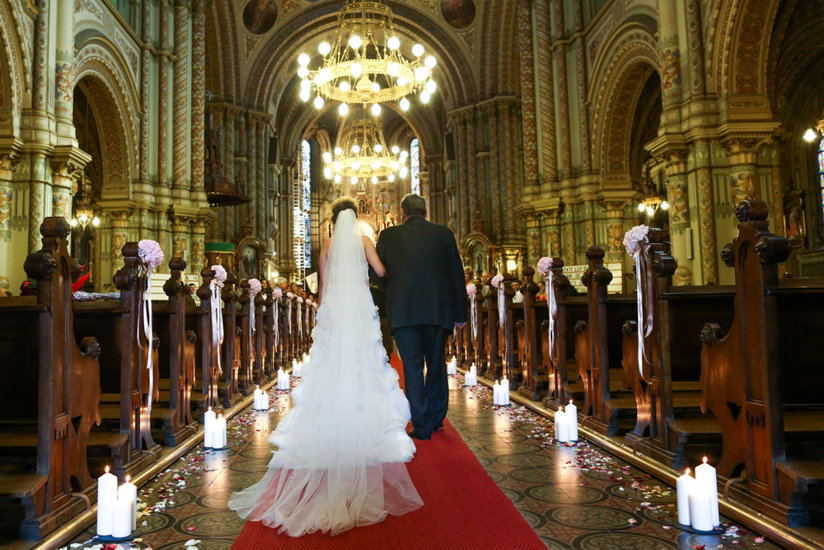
[189,267,220,417]
[220,272,242,404]
[0,217,116,541]
[517,267,547,400]
[263,289,276,377]
[482,283,501,381]
[468,282,485,373]
[577,247,636,436]
[253,288,266,384]
[700,200,824,526]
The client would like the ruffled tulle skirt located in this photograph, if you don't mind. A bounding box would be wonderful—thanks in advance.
[229,277,423,536]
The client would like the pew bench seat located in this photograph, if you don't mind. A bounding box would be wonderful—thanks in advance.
[98,404,175,422]
[0,473,47,526]
[604,392,703,436]
[775,460,824,526]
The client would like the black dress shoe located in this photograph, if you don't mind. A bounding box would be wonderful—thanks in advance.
[408,429,431,440]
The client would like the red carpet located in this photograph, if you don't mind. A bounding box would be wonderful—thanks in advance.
[232,421,545,549]
[389,352,405,390]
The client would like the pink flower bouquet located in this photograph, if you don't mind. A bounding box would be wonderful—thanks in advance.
[272,288,283,299]
[138,240,164,269]
[211,264,227,283]
[623,225,650,257]
[490,274,504,288]
[248,278,262,295]
[536,256,553,276]
[466,283,477,296]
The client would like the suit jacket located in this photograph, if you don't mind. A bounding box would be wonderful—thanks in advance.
[375,216,467,330]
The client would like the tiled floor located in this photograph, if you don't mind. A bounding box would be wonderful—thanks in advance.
[66,376,781,550]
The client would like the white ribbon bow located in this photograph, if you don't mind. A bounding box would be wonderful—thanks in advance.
[547,271,557,360]
[634,250,653,381]
[138,269,155,415]
[470,293,477,339]
[497,285,506,328]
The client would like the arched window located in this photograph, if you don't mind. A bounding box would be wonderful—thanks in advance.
[410,138,420,195]
[294,140,312,281]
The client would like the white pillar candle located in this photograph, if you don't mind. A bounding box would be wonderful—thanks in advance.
[695,456,720,526]
[96,466,118,536]
[204,407,216,448]
[500,376,510,406]
[214,414,227,449]
[111,496,132,539]
[118,475,137,531]
[676,468,694,526]
[493,381,500,405]
[253,386,262,409]
[566,399,578,441]
[555,407,569,442]
[689,487,714,531]
[262,392,270,410]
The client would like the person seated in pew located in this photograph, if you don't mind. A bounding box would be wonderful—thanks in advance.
[186,283,199,308]
[512,280,524,303]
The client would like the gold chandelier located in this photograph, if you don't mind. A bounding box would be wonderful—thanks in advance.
[70,170,100,230]
[323,115,408,186]
[297,0,437,115]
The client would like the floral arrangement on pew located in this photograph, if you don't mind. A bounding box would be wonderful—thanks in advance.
[138,240,164,415]
[466,282,478,339]
[248,279,261,354]
[210,265,227,374]
[490,273,505,327]
[536,257,556,360]
[286,291,293,333]
[623,225,652,380]
[272,287,282,346]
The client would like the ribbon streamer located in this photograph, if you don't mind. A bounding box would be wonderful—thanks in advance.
[287,298,292,334]
[137,270,155,416]
[210,279,224,374]
[249,292,256,362]
[633,250,654,382]
[547,270,557,361]
[497,285,505,328]
[470,293,477,339]
[274,301,279,347]
[297,301,303,337]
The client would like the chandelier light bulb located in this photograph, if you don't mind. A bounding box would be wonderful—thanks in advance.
[319,67,332,82]
[92,216,100,227]
[300,79,312,90]
[420,90,431,103]
[334,174,342,183]
[371,104,382,116]
[660,201,670,210]
[371,160,381,170]
[350,176,358,184]
[338,103,349,116]
[412,43,424,57]
[352,144,361,153]
[397,76,409,87]
[388,174,396,182]
[334,161,343,170]
[414,67,429,82]
[426,80,437,93]
[352,161,362,170]
[387,36,400,50]
[374,144,383,152]
[637,203,646,212]
[297,66,310,78]
[314,96,325,109]
[372,82,381,92]
[324,167,332,179]
[298,53,310,66]
[351,63,363,78]
[424,56,437,69]
[387,62,400,76]
[391,145,400,154]
[400,150,408,159]
[323,152,333,163]
[70,218,78,227]
[300,89,311,102]
[334,147,343,155]
[803,128,818,142]
[318,41,331,55]
[339,81,351,92]
[400,166,408,178]
[400,97,410,111]
[371,176,378,184]
[646,206,655,216]
[349,35,363,50]
[391,161,400,170]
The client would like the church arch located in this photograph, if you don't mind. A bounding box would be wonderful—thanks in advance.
[0,0,29,136]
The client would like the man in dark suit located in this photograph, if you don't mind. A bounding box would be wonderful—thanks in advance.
[374,194,466,440]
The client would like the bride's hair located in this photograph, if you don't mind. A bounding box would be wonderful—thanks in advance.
[330,197,357,224]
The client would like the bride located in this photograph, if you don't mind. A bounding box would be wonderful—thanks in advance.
[228,197,423,536]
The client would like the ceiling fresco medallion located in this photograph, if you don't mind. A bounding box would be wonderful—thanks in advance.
[441,0,476,29]
[243,0,278,35]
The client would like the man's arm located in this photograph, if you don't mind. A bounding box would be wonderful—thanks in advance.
[370,233,388,289]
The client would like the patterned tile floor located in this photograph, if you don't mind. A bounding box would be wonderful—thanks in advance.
[66,376,782,550]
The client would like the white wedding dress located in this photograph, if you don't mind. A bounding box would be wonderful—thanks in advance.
[228,209,423,536]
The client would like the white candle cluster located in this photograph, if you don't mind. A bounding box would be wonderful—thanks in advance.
[292,361,302,378]
[676,457,720,531]
[203,407,227,450]
[554,400,579,442]
[96,467,137,539]
[464,364,478,386]
[253,385,269,411]
[493,377,510,406]
[277,367,290,390]
[446,356,458,375]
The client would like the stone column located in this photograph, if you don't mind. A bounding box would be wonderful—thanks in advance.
[658,0,683,122]
[665,149,691,284]
[454,112,469,238]
[110,211,130,265]
[191,220,206,273]
[171,217,191,265]
[685,0,706,97]
[695,140,718,284]
[572,1,591,172]
[584,201,596,249]
[541,210,561,257]
[248,115,258,236]
[0,152,18,290]
[517,0,540,197]
[172,1,190,200]
[604,202,624,263]
[466,110,479,232]
[484,104,502,239]
[562,205,575,265]
[552,0,572,177]
[54,0,75,140]
[138,0,151,189]
[32,0,50,116]
[476,151,489,234]
[256,119,267,238]
[499,101,518,239]
[525,215,541,267]
[50,162,74,220]
[190,0,206,202]
[225,109,236,241]
[724,138,759,204]
[534,0,557,190]
[29,155,49,252]
[763,142,784,237]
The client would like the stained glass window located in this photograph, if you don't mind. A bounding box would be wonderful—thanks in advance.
[294,140,311,281]
[410,138,420,195]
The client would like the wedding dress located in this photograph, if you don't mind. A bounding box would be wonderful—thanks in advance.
[228,209,423,536]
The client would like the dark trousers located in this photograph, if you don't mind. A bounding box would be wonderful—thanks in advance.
[393,325,451,437]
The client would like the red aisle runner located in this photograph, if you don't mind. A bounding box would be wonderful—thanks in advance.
[233,420,545,549]
[233,353,543,549]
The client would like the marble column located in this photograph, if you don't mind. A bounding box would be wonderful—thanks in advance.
[54,0,75,140]
[499,101,517,238]
[541,210,561,257]
[517,0,540,196]
[658,0,683,120]
[466,110,479,233]
[572,1,591,172]
[172,217,191,265]
[454,112,469,238]
[685,0,707,97]
[525,216,541,267]
[695,140,718,284]
[604,202,624,263]
[225,109,236,240]
[138,0,152,188]
[248,116,258,236]
[191,220,206,273]
[190,0,206,202]
[665,149,691,285]
[476,151,489,234]
[484,104,502,239]
[111,211,130,264]
[763,143,784,237]
[32,0,50,116]
[725,138,759,204]
[172,1,190,200]
[156,0,172,257]
[562,206,576,265]
[584,200,596,249]
[0,153,18,290]
[29,155,49,252]
[534,0,557,189]
[50,162,74,221]
[552,0,572,177]
[256,119,267,239]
